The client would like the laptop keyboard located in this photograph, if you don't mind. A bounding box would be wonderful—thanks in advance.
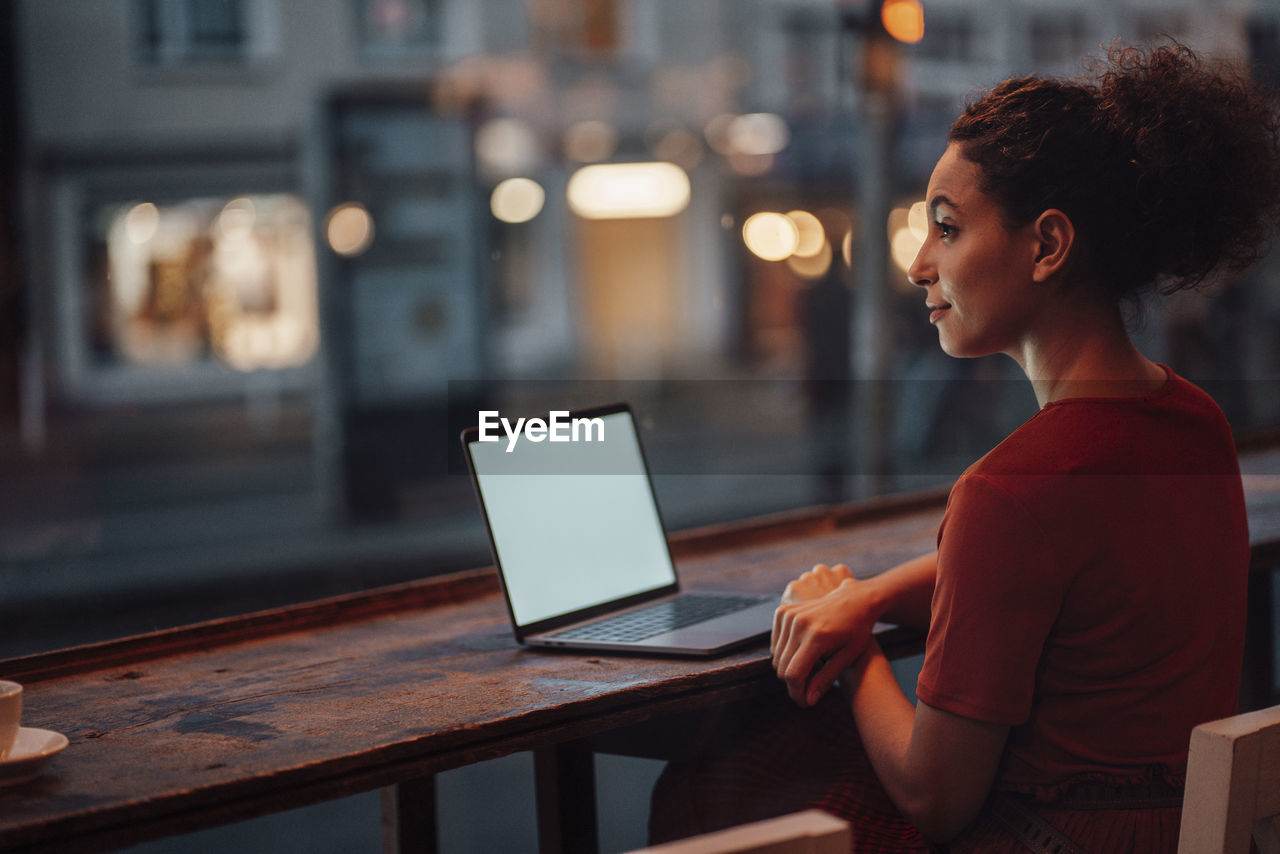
[548,594,766,643]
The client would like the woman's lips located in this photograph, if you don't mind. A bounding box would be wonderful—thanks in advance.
[928,304,951,324]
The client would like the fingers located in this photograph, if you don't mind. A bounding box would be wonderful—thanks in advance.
[809,563,854,592]
[815,564,853,591]
[772,602,830,705]
[792,564,829,601]
[780,633,822,705]
[803,643,863,706]
[771,603,798,685]
[771,603,796,667]
[781,563,853,605]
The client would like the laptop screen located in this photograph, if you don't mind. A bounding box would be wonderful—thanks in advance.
[465,408,677,627]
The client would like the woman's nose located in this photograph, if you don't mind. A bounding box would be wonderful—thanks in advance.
[907,246,933,287]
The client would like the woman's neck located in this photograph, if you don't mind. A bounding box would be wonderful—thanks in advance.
[1010,300,1167,408]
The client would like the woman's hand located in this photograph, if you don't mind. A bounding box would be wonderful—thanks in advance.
[780,562,853,604]
[771,564,881,707]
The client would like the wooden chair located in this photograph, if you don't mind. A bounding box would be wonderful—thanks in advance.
[630,810,851,854]
[633,702,1279,854]
[1178,703,1280,854]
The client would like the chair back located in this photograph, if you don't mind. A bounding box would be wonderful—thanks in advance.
[1178,703,1280,854]
[631,810,851,854]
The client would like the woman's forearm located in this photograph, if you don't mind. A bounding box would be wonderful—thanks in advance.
[862,551,936,631]
[843,639,1009,843]
[842,643,919,816]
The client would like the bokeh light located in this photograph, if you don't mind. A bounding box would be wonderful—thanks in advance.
[786,210,826,258]
[566,162,691,219]
[490,178,546,224]
[888,201,928,276]
[742,212,799,261]
[882,0,925,44]
[475,117,540,179]
[727,112,790,156]
[814,208,855,270]
[907,200,928,241]
[787,239,833,279]
[124,202,159,245]
[891,228,923,276]
[325,202,375,257]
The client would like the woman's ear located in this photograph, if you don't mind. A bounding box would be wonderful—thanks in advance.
[1030,209,1075,283]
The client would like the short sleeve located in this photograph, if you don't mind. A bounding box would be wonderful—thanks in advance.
[916,474,1070,726]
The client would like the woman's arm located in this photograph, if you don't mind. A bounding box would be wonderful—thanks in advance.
[864,551,937,629]
[842,637,1008,843]
[772,551,937,706]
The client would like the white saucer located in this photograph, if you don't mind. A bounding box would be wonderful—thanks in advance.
[0,728,68,787]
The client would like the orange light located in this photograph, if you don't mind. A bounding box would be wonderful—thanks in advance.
[881,0,924,44]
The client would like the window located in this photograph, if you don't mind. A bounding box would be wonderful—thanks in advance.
[137,0,250,65]
[90,194,318,374]
[46,149,321,405]
[354,0,444,57]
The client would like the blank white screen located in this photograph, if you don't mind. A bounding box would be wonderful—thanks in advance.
[468,410,677,626]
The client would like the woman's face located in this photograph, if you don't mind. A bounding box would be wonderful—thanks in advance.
[908,143,1045,359]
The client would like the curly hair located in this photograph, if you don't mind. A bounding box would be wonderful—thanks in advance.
[948,43,1280,300]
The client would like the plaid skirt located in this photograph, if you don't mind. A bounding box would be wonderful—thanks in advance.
[648,691,1184,854]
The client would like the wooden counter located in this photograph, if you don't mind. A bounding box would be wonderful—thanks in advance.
[2,448,1278,853]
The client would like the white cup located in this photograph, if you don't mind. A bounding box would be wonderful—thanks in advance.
[0,681,22,761]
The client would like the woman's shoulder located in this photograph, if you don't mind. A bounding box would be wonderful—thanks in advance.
[968,369,1236,478]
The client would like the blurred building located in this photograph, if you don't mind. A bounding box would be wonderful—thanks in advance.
[4,0,1280,654]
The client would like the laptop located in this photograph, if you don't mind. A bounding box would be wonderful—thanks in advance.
[460,402,778,656]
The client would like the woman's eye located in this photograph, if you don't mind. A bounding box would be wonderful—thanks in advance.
[935,221,956,239]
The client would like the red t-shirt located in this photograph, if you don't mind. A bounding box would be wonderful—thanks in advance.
[915,367,1249,788]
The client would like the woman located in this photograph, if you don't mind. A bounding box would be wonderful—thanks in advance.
[653,43,1280,852]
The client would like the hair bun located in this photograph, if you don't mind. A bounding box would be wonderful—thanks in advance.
[1096,43,1280,292]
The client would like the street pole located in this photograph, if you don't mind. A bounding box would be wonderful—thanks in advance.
[844,4,903,498]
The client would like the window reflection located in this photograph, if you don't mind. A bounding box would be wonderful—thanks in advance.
[94,194,318,372]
